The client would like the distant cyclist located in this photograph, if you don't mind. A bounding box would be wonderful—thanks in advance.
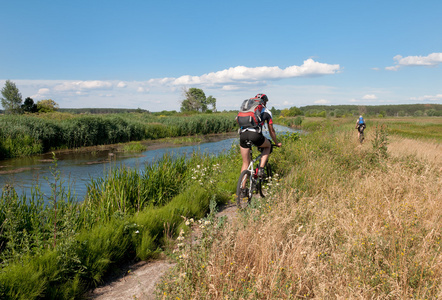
[237,93,282,179]
[355,115,366,142]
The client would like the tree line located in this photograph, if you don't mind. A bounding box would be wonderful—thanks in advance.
[272,103,442,118]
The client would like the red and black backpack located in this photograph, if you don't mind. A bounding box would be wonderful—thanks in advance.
[236,98,263,129]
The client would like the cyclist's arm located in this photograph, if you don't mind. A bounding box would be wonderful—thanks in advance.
[261,108,281,147]
[267,123,282,147]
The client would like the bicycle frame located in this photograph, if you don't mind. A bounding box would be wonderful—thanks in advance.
[238,141,273,203]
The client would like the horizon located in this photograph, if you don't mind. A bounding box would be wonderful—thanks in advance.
[1,0,441,112]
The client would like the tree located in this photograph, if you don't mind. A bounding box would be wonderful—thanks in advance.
[36,99,59,113]
[180,87,216,112]
[1,80,23,114]
[206,95,216,112]
[21,97,38,113]
[281,106,303,117]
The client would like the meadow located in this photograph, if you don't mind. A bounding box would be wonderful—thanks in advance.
[158,117,442,299]
[0,115,441,299]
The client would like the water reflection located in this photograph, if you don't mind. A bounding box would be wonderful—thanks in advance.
[0,125,297,201]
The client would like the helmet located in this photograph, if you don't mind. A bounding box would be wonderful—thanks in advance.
[255,93,268,104]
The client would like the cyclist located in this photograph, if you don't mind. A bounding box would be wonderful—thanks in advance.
[355,115,366,141]
[239,93,282,181]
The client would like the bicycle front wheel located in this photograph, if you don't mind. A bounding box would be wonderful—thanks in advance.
[236,170,252,209]
[258,163,273,198]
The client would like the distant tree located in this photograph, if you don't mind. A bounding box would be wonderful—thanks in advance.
[36,99,59,113]
[21,97,38,113]
[414,110,423,117]
[318,110,327,118]
[281,106,303,117]
[334,109,345,118]
[1,80,23,114]
[426,109,437,116]
[206,95,216,112]
[180,87,216,112]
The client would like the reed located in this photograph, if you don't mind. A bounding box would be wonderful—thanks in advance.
[0,113,238,159]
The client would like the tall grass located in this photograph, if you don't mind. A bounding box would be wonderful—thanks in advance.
[158,118,442,299]
[0,113,238,159]
[0,145,241,299]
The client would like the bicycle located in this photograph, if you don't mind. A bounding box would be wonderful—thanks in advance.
[236,141,274,209]
[358,126,365,144]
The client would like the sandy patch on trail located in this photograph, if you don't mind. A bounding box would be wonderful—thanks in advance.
[87,204,239,300]
[88,260,175,300]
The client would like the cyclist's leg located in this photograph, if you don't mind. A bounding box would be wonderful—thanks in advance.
[240,146,250,173]
[257,138,271,168]
[239,132,252,173]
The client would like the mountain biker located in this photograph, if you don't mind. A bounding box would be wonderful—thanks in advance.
[355,115,366,141]
[239,93,282,180]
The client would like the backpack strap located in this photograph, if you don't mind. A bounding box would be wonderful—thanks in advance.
[240,127,262,134]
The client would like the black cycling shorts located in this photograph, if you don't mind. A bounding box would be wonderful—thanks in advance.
[240,130,266,148]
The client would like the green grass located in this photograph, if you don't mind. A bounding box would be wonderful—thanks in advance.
[0,145,242,299]
[120,142,147,152]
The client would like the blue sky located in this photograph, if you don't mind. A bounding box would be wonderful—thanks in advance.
[1,0,441,112]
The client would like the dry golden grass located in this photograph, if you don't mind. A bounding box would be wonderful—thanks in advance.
[389,136,442,170]
[160,127,442,299]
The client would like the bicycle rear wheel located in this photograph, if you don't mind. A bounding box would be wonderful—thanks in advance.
[236,170,252,209]
[359,131,364,144]
[258,163,273,198]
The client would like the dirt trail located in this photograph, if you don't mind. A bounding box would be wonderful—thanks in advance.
[87,204,238,300]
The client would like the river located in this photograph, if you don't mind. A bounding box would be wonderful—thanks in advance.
[0,125,296,201]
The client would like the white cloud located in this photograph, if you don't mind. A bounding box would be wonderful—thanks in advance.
[53,80,113,92]
[362,94,377,100]
[386,52,442,71]
[147,59,341,89]
[117,81,127,88]
[314,99,330,104]
[385,66,400,71]
[31,88,50,99]
[137,87,149,93]
[409,94,442,102]
[6,60,341,111]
